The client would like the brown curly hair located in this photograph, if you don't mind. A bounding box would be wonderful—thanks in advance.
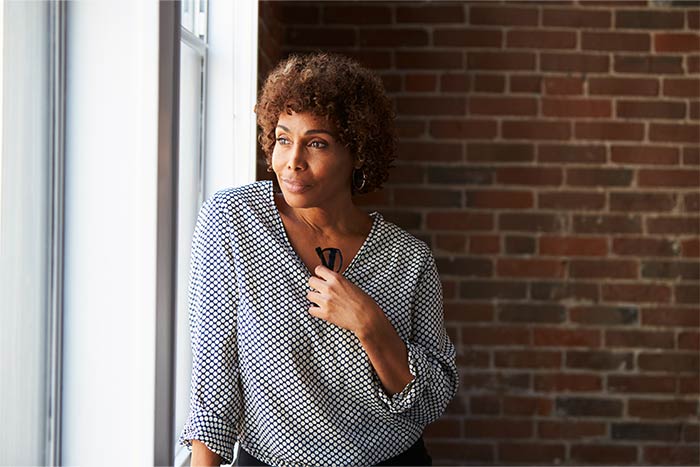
[255,52,396,194]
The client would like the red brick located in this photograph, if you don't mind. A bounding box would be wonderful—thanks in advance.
[539,192,606,210]
[566,350,634,371]
[456,349,489,368]
[602,284,672,303]
[396,96,466,116]
[575,121,644,141]
[395,119,426,138]
[613,238,679,257]
[397,4,465,23]
[683,146,699,165]
[607,375,676,394]
[687,55,700,73]
[391,164,423,183]
[436,256,491,276]
[464,419,532,438]
[462,325,530,346]
[641,307,700,327]
[532,281,599,302]
[663,78,700,98]
[468,143,534,163]
[396,51,463,70]
[533,328,601,347]
[616,10,684,29]
[590,77,659,96]
[427,441,493,463]
[543,98,611,118]
[278,4,320,25]
[644,446,700,466]
[681,238,699,257]
[685,192,700,212]
[614,54,684,74]
[434,28,501,47]
[617,100,686,119]
[510,75,542,93]
[583,31,650,52]
[690,9,700,29]
[430,119,498,139]
[501,213,566,232]
[497,258,566,278]
[397,142,462,162]
[507,30,577,49]
[535,373,602,392]
[655,33,700,53]
[339,50,392,70]
[606,330,675,349]
[435,235,467,253]
[462,372,531,392]
[638,352,699,373]
[611,145,680,165]
[497,303,564,323]
[676,284,700,304]
[610,192,678,212]
[570,259,638,279]
[423,418,461,438]
[539,236,607,256]
[503,396,554,416]
[556,397,623,417]
[472,74,505,93]
[647,217,700,235]
[494,350,562,369]
[444,302,493,322]
[569,306,639,326]
[323,5,391,24]
[470,6,538,26]
[470,235,501,255]
[496,167,562,186]
[543,8,610,28]
[571,445,638,464]
[359,28,428,47]
[503,120,571,140]
[544,76,584,95]
[642,260,699,281]
[499,443,566,463]
[470,395,501,415]
[629,399,698,419]
[567,168,633,186]
[573,214,642,234]
[678,331,700,350]
[680,376,700,394]
[639,169,700,187]
[465,190,533,209]
[285,27,355,47]
[467,52,536,71]
[394,188,460,207]
[441,73,471,93]
[538,144,606,164]
[541,53,610,72]
[427,212,494,231]
[470,96,537,116]
[538,421,606,439]
[459,280,526,300]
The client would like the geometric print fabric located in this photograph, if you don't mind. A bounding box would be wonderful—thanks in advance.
[178,180,458,466]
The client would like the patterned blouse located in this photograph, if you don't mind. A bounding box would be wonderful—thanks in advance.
[178,180,458,466]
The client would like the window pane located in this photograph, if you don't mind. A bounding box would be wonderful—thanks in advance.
[0,0,51,464]
[174,41,204,452]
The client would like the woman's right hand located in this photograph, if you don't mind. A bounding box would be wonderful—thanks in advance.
[191,440,223,466]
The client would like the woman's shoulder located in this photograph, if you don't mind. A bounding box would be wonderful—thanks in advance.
[373,214,434,263]
[208,180,271,206]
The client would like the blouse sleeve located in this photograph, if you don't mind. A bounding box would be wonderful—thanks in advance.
[178,195,241,465]
[373,251,459,427]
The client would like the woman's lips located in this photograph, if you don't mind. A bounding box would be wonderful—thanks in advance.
[282,178,311,193]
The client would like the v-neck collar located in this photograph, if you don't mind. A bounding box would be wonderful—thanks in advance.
[266,180,381,279]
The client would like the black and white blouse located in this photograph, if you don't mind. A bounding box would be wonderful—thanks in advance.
[178,180,458,466]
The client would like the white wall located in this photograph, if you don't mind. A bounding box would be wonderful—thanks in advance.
[62,0,158,464]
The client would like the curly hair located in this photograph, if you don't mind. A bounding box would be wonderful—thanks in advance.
[255,52,396,195]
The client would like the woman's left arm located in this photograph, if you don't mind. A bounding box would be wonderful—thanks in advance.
[307,252,459,426]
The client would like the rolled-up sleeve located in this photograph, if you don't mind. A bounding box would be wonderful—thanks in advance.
[178,195,241,465]
[374,251,459,427]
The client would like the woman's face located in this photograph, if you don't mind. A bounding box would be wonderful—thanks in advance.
[272,111,356,209]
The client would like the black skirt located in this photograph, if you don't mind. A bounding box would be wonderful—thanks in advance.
[235,437,432,466]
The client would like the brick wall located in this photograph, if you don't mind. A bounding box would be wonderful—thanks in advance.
[257,1,700,464]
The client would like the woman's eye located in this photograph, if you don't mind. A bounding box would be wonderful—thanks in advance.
[309,140,327,149]
[276,136,289,145]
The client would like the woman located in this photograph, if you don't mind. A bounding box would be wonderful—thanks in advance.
[179,53,458,467]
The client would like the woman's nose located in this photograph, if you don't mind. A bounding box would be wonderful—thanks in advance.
[288,143,307,170]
